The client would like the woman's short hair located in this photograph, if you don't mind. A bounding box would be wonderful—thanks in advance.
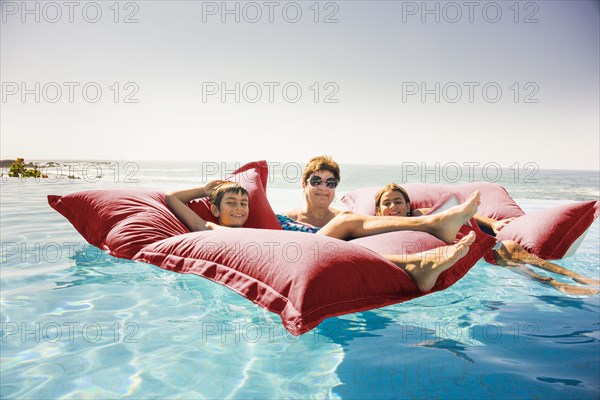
[302,155,341,183]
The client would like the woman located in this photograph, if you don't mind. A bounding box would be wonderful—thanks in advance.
[279,156,480,243]
[374,183,600,295]
[273,156,487,291]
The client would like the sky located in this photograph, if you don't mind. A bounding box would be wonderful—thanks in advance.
[1,0,599,170]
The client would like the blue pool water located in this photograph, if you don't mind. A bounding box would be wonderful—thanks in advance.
[1,162,599,399]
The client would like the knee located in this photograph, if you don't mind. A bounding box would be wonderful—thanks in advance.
[502,240,523,253]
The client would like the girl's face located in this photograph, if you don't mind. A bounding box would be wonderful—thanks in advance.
[303,170,338,208]
[377,190,410,217]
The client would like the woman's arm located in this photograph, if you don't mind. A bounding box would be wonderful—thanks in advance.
[165,180,225,232]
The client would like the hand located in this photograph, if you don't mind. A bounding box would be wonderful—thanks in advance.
[202,180,227,196]
[205,221,223,230]
[492,217,516,235]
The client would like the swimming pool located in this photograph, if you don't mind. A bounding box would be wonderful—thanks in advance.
[1,169,598,399]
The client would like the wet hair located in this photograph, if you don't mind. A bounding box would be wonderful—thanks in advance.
[302,155,341,184]
[209,182,249,210]
[375,183,411,216]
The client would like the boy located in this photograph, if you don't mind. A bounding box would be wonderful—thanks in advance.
[165,180,249,231]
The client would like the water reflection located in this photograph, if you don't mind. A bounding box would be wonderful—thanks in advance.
[536,377,583,387]
[534,295,598,312]
[56,245,205,298]
[315,312,392,346]
[53,245,142,289]
[416,339,475,363]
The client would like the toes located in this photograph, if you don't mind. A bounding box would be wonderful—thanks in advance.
[466,231,476,244]
[457,231,476,246]
[469,191,481,203]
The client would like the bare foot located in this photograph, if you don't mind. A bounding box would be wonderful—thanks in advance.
[571,276,600,286]
[405,231,476,292]
[430,191,480,243]
[550,280,599,296]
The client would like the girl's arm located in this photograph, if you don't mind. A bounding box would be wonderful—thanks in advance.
[165,180,225,232]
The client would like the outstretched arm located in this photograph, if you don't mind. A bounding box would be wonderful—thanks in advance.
[165,180,225,232]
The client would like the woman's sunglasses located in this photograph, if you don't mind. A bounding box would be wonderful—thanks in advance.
[308,176,339,189]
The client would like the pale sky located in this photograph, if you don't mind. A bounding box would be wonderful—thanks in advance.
[1,0,599,170]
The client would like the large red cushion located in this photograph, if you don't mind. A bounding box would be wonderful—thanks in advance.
[342,183,599,261]
[496,200,599,260]
[48,189,188,259]
[49,170,496,335]
[341,182,525,221]
[134,225,495,335]
[186,160,281,230]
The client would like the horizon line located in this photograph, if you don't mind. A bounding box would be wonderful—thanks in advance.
[1,157,599,173]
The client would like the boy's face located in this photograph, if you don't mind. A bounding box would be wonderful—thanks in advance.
[212,192,249,227]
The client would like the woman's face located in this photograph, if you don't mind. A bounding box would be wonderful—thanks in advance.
[303,170,338,208]
[377,190,410,217]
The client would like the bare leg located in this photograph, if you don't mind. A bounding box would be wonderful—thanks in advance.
[495,257,598,296]
[495,240,600,287]
[318,191,480,242]
[383,231,476,292]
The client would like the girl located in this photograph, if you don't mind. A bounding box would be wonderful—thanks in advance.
[375,183,599,295]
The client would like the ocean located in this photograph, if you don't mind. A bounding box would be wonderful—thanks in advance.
[1,160,599,399]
